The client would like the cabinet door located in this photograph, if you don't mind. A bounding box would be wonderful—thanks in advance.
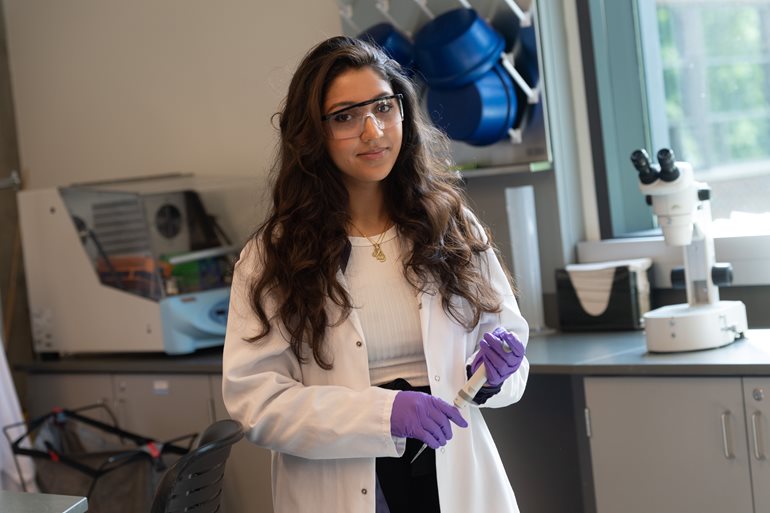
[113,374,212,442]
[25,373,115,423]
[744,378,770,512]
[210,375,274,513]
[585,377,753,513]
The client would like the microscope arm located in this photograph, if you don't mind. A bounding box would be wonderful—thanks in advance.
[682,220,719,306]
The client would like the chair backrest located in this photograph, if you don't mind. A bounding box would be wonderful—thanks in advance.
[150,419,243,513]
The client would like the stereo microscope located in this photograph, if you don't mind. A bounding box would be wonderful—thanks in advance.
[630,148,747,352]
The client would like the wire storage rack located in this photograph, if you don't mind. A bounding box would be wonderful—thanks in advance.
[3,403,196,513]
[337,0,551,175]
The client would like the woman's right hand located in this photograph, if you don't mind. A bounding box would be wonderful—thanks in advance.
[390,391,468,448]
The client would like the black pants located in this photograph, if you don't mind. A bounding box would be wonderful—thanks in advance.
[376,379,441,513]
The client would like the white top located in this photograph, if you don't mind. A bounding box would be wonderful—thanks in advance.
[346,226,428,387]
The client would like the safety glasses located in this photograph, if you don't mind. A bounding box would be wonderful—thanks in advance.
[322,94,404,140]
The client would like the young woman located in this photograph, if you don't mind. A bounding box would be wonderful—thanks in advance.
[222,36,529,513]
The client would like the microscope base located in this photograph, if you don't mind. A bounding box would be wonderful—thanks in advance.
[644,300,748,353]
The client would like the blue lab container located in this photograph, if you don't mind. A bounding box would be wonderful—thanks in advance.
[427,62,518,146]
[358,22,414,72]
[490,6,521,54]
[413,8,505,89]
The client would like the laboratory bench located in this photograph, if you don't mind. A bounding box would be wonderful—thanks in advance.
[0,491,88,513]
[16,328,770,376]
[15,329,770,513]
[527,328,770,375]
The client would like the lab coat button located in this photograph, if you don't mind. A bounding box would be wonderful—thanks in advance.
[441,447,446,454]
[361,488,368,495]
[434,375,440,382]
[356,340,363,347]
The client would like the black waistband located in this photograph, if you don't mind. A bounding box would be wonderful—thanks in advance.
[378,377,431,395]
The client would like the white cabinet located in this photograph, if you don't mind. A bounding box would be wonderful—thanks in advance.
[584,377,755,513]
[112,373,212,442]
[744,378,770,513]
[25,373,115,423]
[26,373,213,442]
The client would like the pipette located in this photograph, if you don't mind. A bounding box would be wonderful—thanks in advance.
[409,363,488,464]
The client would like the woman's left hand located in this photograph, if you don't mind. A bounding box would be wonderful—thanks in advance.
[470,327,526,388]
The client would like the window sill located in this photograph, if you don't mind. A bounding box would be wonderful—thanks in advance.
[576,234,770,287]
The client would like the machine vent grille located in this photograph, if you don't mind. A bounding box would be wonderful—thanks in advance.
[92,199,151,255]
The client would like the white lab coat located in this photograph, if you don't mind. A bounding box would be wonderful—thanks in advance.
[223,233,530,513]
[1,341,37,492]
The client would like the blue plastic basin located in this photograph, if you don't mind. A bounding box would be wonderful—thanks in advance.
[358,22,414,71]
[414,8,505,89]
[427,62,518,146]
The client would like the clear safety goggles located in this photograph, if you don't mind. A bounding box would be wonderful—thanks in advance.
[322,94,404,140]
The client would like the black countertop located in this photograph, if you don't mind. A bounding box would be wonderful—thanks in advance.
[16,329,770,377]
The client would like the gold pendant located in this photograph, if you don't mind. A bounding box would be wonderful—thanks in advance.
[372,244,386,262]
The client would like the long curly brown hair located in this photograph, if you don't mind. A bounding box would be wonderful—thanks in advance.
[247,36,510,369]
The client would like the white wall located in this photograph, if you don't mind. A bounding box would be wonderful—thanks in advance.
[2,0,342,189]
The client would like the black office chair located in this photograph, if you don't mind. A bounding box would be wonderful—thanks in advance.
[150,419,244,513]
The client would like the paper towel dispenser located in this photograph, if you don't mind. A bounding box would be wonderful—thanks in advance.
[555,258,653,331]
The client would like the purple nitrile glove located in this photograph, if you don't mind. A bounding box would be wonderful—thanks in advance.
[390,391,468,449]
[470,327,526,388]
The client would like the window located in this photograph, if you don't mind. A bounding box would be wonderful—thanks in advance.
[658,1,770,222]
[580,0,770,237]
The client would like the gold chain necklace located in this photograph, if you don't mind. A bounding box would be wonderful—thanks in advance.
[350,222,390,262]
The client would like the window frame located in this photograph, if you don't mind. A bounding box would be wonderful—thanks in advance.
[577,0,670,238]
[575,0,770,287]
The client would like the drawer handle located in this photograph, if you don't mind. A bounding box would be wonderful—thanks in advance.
[721,411,735,460]
[752,411,766,461]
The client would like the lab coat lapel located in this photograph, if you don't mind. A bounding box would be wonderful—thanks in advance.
[336,268,366,343]
[418,288,435,362]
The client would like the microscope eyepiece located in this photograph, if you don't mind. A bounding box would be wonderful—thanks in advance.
[630,149,659,184]
[656,148,680,182]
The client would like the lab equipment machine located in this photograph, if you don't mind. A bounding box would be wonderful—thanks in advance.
[630,148,747,352]
[17,174,257,355]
